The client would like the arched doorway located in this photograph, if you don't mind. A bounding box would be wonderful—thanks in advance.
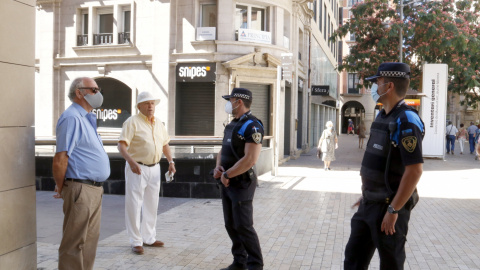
[94,77,132,128]
[341,101,365,134]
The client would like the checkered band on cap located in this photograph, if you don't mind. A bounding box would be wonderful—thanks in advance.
[379,71,409,78]
[233,93,251,100]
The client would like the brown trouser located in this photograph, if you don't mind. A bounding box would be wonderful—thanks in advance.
[59,181,103,270]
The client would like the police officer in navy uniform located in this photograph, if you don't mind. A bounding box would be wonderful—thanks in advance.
[344,63,425,270]
[214,88,264,270]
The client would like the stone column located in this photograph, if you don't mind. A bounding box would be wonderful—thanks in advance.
[0,0,36,269]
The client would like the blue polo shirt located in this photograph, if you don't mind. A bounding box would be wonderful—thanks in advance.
[56,103,110,182]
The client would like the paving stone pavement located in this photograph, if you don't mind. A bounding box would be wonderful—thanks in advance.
[36,135,480,269]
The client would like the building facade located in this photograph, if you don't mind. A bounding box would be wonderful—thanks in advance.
[36,0,336,168]
[308,0,342,148]
[338,0,376,134]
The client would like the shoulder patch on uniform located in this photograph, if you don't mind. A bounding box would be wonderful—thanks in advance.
[401,136,417,153]
[252,132,262,144]
[250,125,263,144]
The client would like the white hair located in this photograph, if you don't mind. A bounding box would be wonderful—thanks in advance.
[68,77,87,101]
[326,121,334,128]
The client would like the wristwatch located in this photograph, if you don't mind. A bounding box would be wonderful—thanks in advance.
[169,160,175,164]
[223,172,230,179]
[387,205,399,214]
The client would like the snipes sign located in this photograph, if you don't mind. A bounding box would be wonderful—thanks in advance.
[176,63,216,82]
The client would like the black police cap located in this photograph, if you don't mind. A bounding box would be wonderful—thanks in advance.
[365,62,411,82]
[222,88,252,101]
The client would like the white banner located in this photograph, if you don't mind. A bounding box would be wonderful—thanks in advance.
[421,64,448,158]
[238,29,271,44]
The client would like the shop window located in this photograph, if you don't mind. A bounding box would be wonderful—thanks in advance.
[348,73,360,94]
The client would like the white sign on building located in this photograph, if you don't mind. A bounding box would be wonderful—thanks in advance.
[238,29,271,44]
[421,64,448,158]
[196,27,216,41]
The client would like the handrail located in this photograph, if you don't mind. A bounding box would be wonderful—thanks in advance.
[35,136,273,146]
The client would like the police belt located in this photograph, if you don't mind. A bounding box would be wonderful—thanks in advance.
[362,189,419,211]
[362,190,392,204]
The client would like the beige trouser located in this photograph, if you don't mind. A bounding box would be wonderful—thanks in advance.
[59,181,103,270]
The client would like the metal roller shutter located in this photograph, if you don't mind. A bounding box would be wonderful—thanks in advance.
[240,83,270,136]
[175,82,215,135]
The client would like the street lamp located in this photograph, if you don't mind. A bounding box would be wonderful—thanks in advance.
[399,0,426,62]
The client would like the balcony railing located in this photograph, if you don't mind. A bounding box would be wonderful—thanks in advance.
[119,32,130,44]
[77,35,88,46]
[94,34,113,45]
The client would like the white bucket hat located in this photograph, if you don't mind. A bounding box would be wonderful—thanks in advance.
[136,91,160,106]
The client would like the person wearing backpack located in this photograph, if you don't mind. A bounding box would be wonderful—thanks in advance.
[445,121,458,155]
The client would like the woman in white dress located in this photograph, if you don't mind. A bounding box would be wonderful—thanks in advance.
[318,121,338,170]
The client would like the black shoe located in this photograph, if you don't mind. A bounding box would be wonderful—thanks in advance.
[220,263,247,270]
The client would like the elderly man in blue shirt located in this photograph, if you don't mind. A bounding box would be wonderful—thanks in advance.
[467,122,479,154]
[52,77,110,270]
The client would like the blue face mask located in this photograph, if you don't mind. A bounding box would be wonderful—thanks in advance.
[370,83,389,102]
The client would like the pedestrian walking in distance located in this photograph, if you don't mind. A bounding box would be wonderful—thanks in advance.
[467,122,478,154]
[318,121,338,171]
[213,88,264,270]
[456,123,467,154]
[344,63,425,270]
[358,120,367,149]
[347,119,355,135]
[445,121,458,155]
[53,77,110,270]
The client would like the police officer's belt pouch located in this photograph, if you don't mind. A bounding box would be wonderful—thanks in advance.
[404,189,419,211]
[362,190,390,203]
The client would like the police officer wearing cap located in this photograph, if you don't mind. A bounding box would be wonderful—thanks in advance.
[214,88,264,270]
[344,63,425,270]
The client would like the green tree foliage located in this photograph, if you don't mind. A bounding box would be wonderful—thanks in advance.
[332,0,480,107]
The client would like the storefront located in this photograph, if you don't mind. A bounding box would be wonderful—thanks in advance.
[175,62,216,136]
[94,77,132,130]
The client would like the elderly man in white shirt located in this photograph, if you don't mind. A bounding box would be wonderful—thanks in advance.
[446,121,458,155]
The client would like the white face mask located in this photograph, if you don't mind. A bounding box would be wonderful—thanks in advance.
[370,82,390,103]
[84,91,104,108]
[224,100,239,114]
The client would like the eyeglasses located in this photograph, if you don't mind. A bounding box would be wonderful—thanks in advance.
[78,87,101,94]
